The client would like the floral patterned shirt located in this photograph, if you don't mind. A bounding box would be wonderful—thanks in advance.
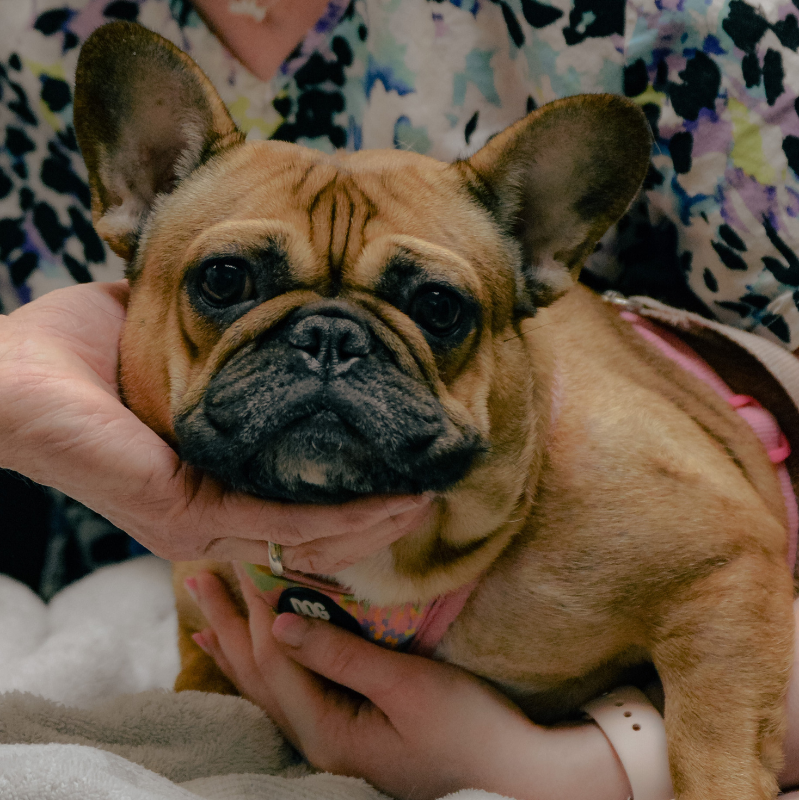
[1,0,797,350]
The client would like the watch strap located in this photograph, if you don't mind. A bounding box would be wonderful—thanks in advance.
[581,686,674,800]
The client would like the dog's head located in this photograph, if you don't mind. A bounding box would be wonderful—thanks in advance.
[74,22,650,599]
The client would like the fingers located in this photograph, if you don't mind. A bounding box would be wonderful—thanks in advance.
[273,501,433,574]
[164,472,431,564]
[204,501,430,570]
[189,572,299,741]
[242,493,432,547]
[202,536,278,565]
[271,612,422,714]
[194,569,411,776]
[243,612,392,760]
[191,627,238,682]
[193,569,355,757]
[188,572,261,689]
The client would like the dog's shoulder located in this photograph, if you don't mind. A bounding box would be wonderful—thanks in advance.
[531,285,787,544]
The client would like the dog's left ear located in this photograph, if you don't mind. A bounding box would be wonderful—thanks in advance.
[465,94,651,309]
[74,21,244,262]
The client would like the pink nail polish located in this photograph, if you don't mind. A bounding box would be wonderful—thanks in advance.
[192,631,210,654]
[184,577,199,603]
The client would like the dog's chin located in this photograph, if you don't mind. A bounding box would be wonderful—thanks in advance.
[245,411,411,503]
[179,409,481,504]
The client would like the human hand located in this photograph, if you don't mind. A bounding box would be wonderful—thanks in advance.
[190,568,633,800]
[0,281,430,565]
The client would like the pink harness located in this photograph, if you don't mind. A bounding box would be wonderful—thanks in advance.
[245,312,797,653]
[622,311,798,569]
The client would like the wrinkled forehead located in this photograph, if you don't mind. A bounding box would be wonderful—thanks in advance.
[137,140,509,301]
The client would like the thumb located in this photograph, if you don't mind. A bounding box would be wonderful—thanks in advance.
[272,613,421,711]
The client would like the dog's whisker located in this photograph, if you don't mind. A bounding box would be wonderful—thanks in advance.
[502,318,559,342]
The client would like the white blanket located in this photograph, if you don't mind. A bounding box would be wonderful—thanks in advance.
[0,557,502,800]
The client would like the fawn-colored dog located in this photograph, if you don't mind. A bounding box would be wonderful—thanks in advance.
[74,21,795,799]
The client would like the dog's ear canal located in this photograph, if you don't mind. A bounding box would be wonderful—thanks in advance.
[464,94,652,310]
[74,21,244,262]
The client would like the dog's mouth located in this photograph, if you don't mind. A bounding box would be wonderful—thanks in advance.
[240,407,458,503]
[174,336,483,504]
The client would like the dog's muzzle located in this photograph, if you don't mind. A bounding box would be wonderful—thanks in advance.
[174,302,483,503]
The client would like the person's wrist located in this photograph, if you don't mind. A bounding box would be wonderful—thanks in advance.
[534,720,633,800]
[487,722,631,800]
[457,713,631,800]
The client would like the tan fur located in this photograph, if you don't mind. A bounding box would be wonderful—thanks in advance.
[74,23,795,799]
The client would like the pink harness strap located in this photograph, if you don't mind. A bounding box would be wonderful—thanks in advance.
[622,311,798,570]
[407,580,477,656]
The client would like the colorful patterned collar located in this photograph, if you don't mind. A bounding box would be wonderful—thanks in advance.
[243,562,476,656]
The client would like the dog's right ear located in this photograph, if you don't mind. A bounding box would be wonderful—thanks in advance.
[464,95,651,311]
[74,21,243,262]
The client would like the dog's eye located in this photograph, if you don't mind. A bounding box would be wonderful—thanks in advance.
[198,260,254,306]
[410,285,463,338]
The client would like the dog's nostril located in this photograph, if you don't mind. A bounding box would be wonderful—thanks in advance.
[288,315,372,369]
[289,322,323,357]
[338,325,371,358]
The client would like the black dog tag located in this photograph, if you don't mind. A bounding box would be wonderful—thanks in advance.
[277,587,363,638]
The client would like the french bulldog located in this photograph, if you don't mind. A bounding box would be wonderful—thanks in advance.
[73,21,795,799]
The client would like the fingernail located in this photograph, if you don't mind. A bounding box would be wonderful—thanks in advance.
[273,613,310,647]
[184,577,199,604]
[192,630,210,654]
[388,495,431,514]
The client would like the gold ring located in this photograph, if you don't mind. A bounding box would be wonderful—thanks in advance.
[267,541,284,577]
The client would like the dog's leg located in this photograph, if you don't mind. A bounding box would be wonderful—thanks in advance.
[172,560,240,695]
[651,555,794,799]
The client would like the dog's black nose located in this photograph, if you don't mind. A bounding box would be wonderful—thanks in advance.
[288,314,372,374]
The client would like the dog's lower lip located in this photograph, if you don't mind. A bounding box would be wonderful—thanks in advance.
[289,409,360,451]
[262,409,376,474]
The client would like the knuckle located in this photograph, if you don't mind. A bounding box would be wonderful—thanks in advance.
[295,546,328,576]
[303,554,324,575]
[270,524,303,547]
[323,636,361,680]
